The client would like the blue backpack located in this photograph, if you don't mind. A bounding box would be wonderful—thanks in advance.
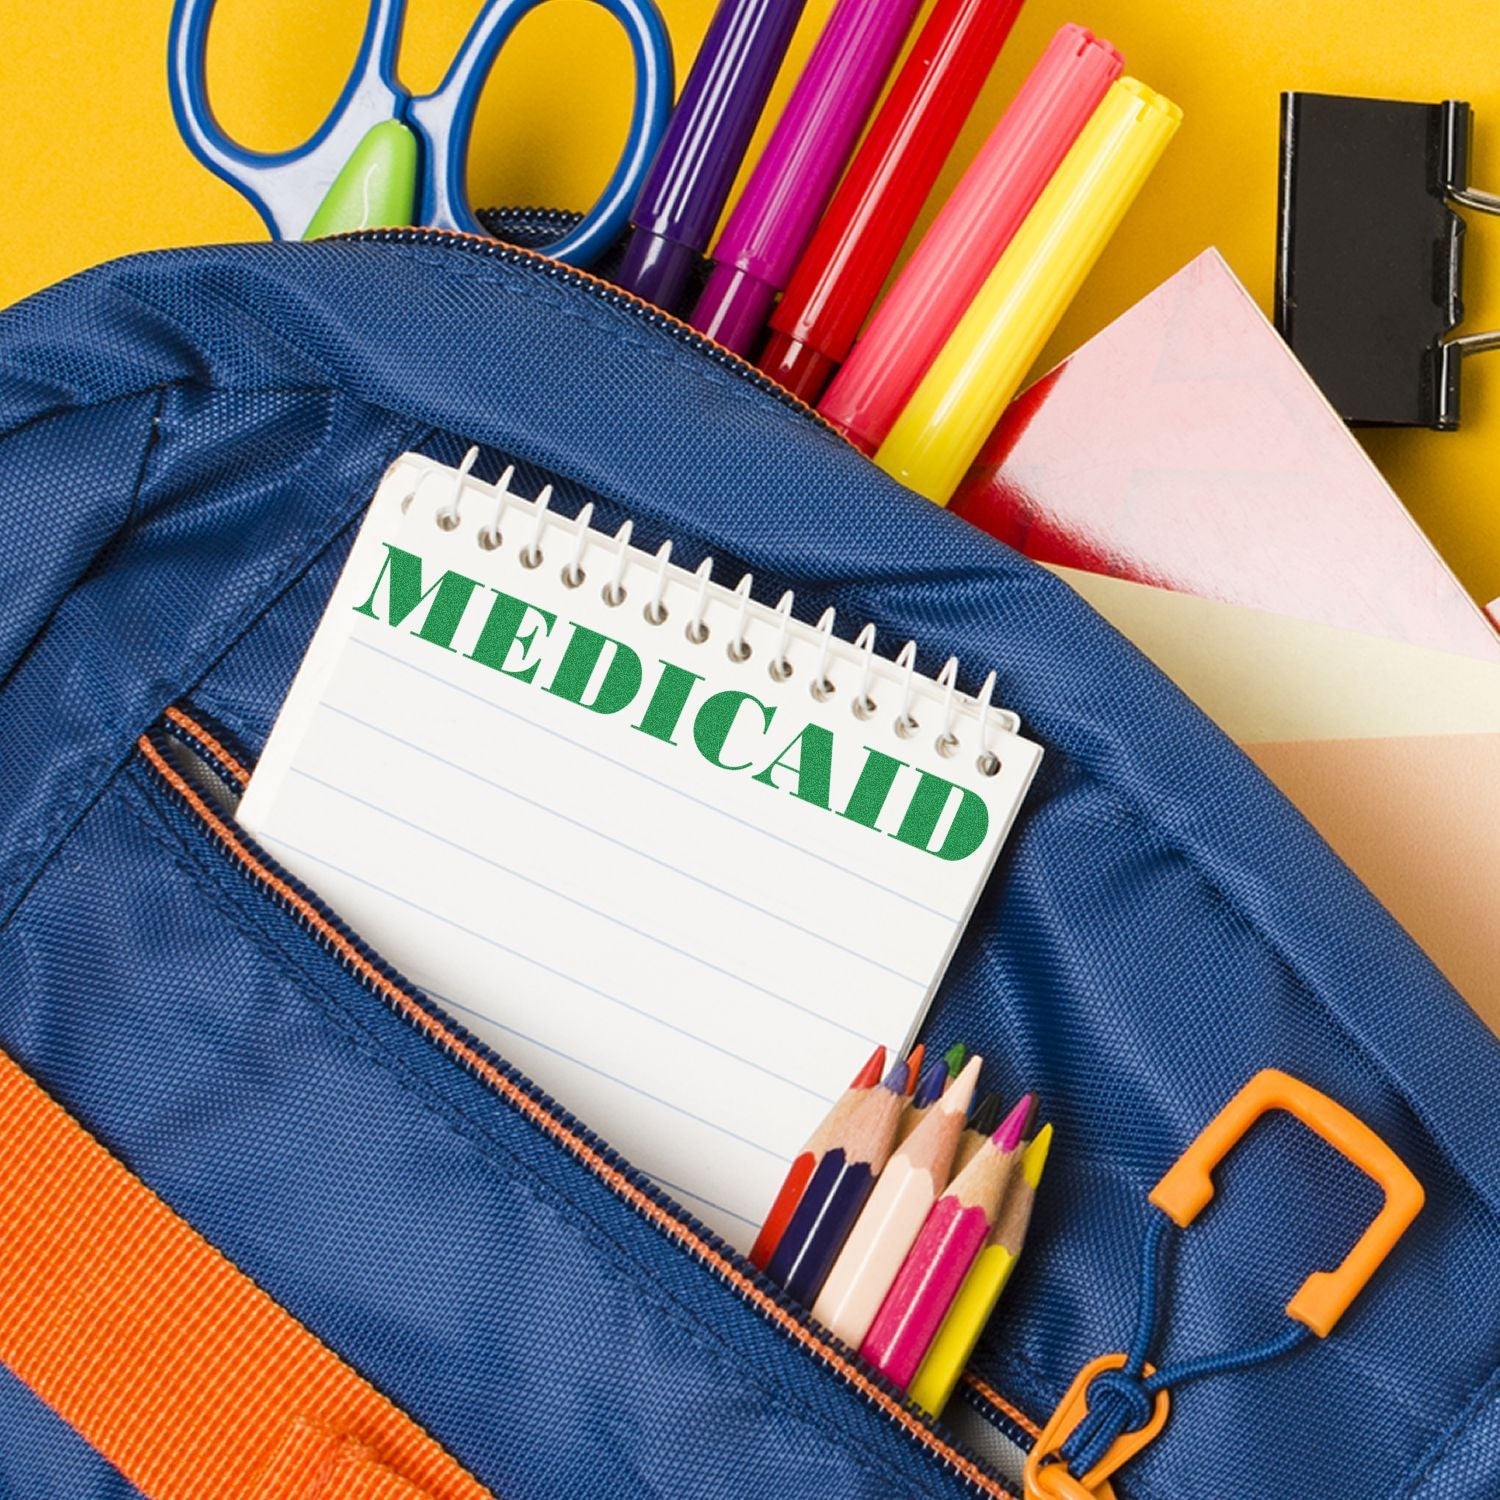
[0,231,1495,1500]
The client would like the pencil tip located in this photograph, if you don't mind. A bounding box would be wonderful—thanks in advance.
[851,1045,886,1090]
[968,1091,1001,1136]
[883,1058,910,1095]
[912,1059,948,1108]
[903,1044,925,1096]
[941,1055,983,1114]
[942,1041,967,1077]
[994,1093,1035,1152]
[1021,1123,1054,1186]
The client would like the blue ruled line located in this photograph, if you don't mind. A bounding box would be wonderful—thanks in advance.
[348,635,954,921]
[256,831,839,1113]
[318,701,927,988]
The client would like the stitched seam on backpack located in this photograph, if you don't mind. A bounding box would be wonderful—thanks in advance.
[0,400,424,930]
[114,762,964,1500]
[1393,1365,1500,1499]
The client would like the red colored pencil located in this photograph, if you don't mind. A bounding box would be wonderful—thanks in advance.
[749,1045,885,1269]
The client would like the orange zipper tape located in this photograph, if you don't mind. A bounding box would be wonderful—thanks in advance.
[144,719,1030,1494]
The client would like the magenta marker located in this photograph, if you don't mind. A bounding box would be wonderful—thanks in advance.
[689,0,925,355]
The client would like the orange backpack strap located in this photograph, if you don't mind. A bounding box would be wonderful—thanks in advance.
[0,1047,493,1500]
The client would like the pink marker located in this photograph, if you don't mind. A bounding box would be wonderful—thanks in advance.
[819,25,1123,453]
[860,1094,1033,1387]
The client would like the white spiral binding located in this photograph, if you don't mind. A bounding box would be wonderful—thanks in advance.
[407,450,1024,777]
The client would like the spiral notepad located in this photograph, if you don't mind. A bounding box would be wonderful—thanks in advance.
[241,452,1042,1246]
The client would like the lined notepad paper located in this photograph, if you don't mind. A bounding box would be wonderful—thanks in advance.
[241,454,1041,1246]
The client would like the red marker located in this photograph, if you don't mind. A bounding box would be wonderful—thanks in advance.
[819,24,1123,452]
[758,0,1026,403]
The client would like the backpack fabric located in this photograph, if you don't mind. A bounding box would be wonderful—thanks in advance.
[0,235,1495,1500]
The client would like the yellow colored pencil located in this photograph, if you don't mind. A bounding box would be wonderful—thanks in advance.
[908,1123,1053,1418]
[875,79,1181,505]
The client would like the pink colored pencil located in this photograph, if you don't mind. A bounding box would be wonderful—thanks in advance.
[859,1093,1033,1386]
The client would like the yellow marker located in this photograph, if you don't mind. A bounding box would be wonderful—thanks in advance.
[875,80,1182,506]
[908,1123,1054,1419]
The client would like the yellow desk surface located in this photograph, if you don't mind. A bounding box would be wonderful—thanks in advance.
[5,0,1498,604]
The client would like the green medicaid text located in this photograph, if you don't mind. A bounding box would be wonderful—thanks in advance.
[355,542,992,862]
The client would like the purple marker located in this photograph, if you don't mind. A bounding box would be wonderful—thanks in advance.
[689,0,925,355]
[618,0,809,314]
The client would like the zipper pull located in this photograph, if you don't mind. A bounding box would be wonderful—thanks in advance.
[1025,1069,1424,1497]
[1023,1354,1169,1500]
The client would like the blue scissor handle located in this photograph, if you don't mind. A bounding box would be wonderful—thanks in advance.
[169,0,673,266]
[407,0,673,265]
[168,0,408,241]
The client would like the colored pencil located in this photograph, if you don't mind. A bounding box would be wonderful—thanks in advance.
[896,1057,950,1144]
[765,1057,910,1305]
[942,1041,967,1079]
[813,1056,981,1349]
[859,1093,1033,1386]
[749,1044,886,1270]
[909,1122,1053,1417]
[904,1043,925,1096]
[951,1089,1001,1175]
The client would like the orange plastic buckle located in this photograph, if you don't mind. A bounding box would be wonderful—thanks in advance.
[1025,1071,1424,1499]
[1150,1068,1425,1336]
[1023,1355,1170,1500]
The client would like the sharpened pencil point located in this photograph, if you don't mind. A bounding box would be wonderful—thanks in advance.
[940,1055,983,1115]
[942,1042,967,1077]
[1020,1122,1053,1187]
[967,1091,1001,1137]
[883,1058,911,1095]
[903,1044,925,1095]
[851,1045,887,1090]
[912,1058,948,1108]
[994,1093,1034,1152]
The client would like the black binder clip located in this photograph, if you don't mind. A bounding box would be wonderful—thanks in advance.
[1276,92,1500,429]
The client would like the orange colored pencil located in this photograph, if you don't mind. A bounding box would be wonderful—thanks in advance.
[903,1043,925,1096]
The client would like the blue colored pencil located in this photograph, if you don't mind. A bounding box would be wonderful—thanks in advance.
[766,1057,909,1305]
[895,1056,951,1145]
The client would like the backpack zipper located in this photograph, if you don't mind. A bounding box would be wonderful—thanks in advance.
[144,708,1037,1496]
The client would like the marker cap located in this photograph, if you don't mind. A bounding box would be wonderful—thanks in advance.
[759,330,839,403]
[616,230,702,316]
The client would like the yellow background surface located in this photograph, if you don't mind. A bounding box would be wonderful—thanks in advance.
[4,0,1498,604]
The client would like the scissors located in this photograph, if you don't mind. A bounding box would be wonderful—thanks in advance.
[168,0,674,267]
